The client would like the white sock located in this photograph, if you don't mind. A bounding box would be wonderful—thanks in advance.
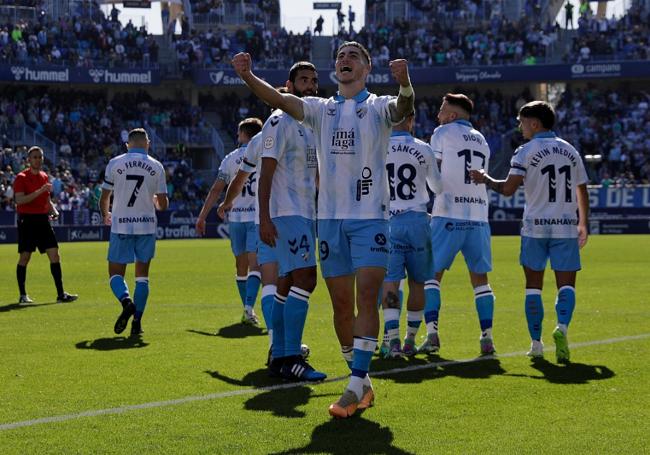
[557,323,568,335]
[348,376,364,400]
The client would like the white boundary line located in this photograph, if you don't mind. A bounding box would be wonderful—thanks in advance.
[2,333,649,431]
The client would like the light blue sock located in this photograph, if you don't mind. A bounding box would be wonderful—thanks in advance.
[109,275,130,303]
[260,284,275,330]
[236,275,247,306]
[525,289,544,341]
[271,294,286,358]
[424,280,441,331]
[556,286,576,326]
[474,284,495,331]
[245,271,261,308]
[351,336,377,378]
[284,287,310,357]
[133,277,149,320]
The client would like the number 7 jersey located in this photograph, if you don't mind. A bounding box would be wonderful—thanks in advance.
[102,150,167,235]
[429,120,491,222]
[509,132,588,238]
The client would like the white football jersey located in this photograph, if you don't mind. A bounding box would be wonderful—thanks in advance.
[102,149,167,235]
[261,109,317,219]
[217,143,256,223]
[509,131,588,238]
[430,120,491,222]
[302,89,394,220]
[238,133,263,224]
[386,131,441,217]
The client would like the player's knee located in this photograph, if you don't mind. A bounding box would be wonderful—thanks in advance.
[293,268,317,293]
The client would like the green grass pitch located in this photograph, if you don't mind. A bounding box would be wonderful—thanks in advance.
[1,236,649,453]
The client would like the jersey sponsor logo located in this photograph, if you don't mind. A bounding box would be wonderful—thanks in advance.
[356,167,373,201]
[118,216,156,224]
[11,66,69,82]
[454,196,487,205]
[533,218,578,226]
[307,147,318,168]
[70,229,103,241]
[264,136,275,149]
[331,128,356,154]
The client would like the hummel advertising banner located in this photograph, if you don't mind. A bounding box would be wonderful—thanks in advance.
[0,64,161,85]
[193,61,650,87]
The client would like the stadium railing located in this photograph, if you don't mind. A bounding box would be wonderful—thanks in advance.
[6,124,57,165]
[0,5,38,22]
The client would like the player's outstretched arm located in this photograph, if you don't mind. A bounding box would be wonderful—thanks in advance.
[217,170,250,219]
[232,52,305,121]
[196,179,226,236]
[470,169,523,196]
[577,183,589,248]
[388,59,415,123]
[258,158,278,247]
[99,188,112,225]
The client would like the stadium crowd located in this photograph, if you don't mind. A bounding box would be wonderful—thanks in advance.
[0,2,158,68]
[568,3,650,62]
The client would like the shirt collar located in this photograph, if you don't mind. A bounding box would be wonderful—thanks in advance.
[533,131,556,139]
[333,88,370,104]
[453,119,472,127]
[391,131,411,137]
[127,148,147,154]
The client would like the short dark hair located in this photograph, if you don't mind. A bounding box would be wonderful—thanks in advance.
[443,93,474,116]
[519,101,556,129]
[128,128,149,143]
[289,61,316,83]
[336,41,371,66]
[27,146,43,157]
[238,117,263,139]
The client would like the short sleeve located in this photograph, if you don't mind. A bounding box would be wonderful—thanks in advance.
[423,143,442,194]
[575,153,589,185]
[301,97,325,131]
[101,161,114,190]
[13,173,25,193]
[509,146,527,176]
[156,162,168,194]
[373,95,396,128]
[216,155,231,183]
[260,114,287,162]
[429,127,443,161]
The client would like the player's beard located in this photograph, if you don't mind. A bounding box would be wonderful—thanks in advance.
[293,88,316,98]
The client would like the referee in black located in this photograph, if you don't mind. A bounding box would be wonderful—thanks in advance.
[13,146,77,304]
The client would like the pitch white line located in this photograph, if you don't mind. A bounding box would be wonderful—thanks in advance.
[2,333,649,431]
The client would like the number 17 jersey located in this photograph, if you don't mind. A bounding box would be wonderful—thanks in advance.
[102,150,167,235]
[429,120,491,222]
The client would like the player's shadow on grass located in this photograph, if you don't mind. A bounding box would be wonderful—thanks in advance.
[0,301,60,312]
[211,323,266,339]
[270,417,414,455]
[205,370,336,418]
[527,358,615,384]
[75,336,149,350]
[369,355,506,384]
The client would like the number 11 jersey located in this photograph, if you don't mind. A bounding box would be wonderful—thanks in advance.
[509,131,588,238]
[102,149,167,235]
[429,119,491,222]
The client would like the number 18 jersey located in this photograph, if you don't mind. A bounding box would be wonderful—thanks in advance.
[429,120,491,222]
[509,132,588,238]
[102,150,167,235]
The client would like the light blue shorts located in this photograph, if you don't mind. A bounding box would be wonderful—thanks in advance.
[257,232,277,266]
[229,221,258,257]
[386,211,433,283]
[430,216,492,274]
[520,236,581,272]
[274,216,317,276]
[318,219,389,278]
[107,233,156,264]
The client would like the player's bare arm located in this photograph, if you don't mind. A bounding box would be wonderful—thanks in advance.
[232,52,305,121]
[14,182,52,205]
[470,169,523,196]
[217,170,251,219]
[577,183,589,248]
[48,199,59,220]
[196,178,227,236]
[388,59,414,123]
[258,158,279,247]
[154,193,169,211]
[99,188,112,225]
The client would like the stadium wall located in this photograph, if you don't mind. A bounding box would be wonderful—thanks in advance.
[1,186,649,243]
